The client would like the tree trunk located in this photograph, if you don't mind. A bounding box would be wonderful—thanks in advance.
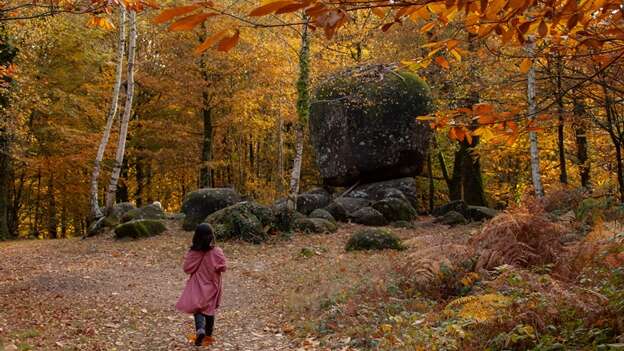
[116,158,129,203]
[90,6,126,220]
[199,105,212,188]
[0,131,10,239]
[603,90,624,202]
[287,17,310,211]
[135,154,144,207]
[427,153,434,212]
[105,9,137,212]
[573,100,590,188]
[526,37,544,197]
[277,115,284,194]
[0,22,17,240]
[47,171,57,239]
[555,56,568,184]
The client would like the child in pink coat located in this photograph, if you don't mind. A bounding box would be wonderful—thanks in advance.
[176,223,227,346]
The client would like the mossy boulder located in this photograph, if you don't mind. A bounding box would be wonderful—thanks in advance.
[181,188,241,230]
[334,197,370,214]
[324,201,349,222]
[204,201,274,244]
[114,219,167,239]
[350,178,420,209]
[121,203,165,223]
[345,228,404,251]
[350,206,388,226]
[310,65,434,186]
[309,208,336,223]
[372,197,417,222]
[294,218,337,234]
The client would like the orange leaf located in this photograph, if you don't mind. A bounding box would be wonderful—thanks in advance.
[168,13,216,31]
[420,22,436,33]
[249,1,293,16]
[567,14,579,29]
[217,29,240,52]
[153,5,200,24]
[275,2,309,14]
[435,56,450,69]
[473,103,494,114]
[538,20,547,37]
[194,29,229,54]
[371,7,386,18]
[519,58,532,73]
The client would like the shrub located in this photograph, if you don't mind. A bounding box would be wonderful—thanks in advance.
[470,208,566,271]
[345,228,404,251]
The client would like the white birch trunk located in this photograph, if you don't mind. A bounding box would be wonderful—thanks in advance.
[105,10,137,211]
[526,37,544,197]
[89,6,126,220]
[287,125,304,211]
[287,18,310,211]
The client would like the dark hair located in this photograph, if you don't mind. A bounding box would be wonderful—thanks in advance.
[191,223,215,252]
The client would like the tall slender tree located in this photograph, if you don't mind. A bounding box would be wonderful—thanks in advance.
[526,37,544,197]
[106,9,137,211]
[90,6,126,219]
[287,17,310,211]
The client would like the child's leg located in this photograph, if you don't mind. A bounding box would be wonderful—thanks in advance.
[206,315,215,336]
[193,313,206,334]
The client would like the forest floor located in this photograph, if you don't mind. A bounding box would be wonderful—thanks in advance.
[0,219,477,351]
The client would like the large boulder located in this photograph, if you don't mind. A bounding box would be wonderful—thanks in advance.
[310,65,434,186]
[204,201,274,244]
[372,197,417,222]
[121,203,165,223]
[181,188,241,230]
[350,178,420,209]
[350,207,388,226]
[114,219,167,239]
[324,201,349,222]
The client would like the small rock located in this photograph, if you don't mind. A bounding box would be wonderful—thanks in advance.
[465,206,499,221]
[372,197,417,222]
[309,208,336,223]
[345,228,404,251]
[350,207,388,226]
[432,200,468,217]
[434,210,468,226]
[294,218,337,234]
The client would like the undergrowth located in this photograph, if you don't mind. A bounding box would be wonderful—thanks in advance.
[293,195,624,350]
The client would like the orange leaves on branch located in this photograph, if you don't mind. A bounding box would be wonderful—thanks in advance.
[249,1,295,16]
[217,29,240,52]
[153,5,201,24]
[168,13,217,31]
[87,16,115,30]
[195,29,229,54]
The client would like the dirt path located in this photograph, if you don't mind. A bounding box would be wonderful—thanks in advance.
[0,221,293,351]
[0,220,473,351]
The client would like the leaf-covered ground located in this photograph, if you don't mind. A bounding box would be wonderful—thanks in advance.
[0,219,475,351]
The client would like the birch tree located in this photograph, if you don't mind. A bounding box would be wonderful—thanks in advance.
[89,6,126,219]
[287,17,309,211]
[105,9,137,211]
[526,37,544,197]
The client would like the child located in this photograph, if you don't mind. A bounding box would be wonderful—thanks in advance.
[176,223,227,346]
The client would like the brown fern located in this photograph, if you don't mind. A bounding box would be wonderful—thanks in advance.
[470,208,566,271]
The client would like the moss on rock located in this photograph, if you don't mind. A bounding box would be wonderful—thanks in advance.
[294,218,337,234]
[114,219,167,239]
[345,228,404,251]
[205,201,274,244]
[372,197,417,222]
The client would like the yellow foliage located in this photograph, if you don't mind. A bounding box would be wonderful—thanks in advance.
[444,293,512,323]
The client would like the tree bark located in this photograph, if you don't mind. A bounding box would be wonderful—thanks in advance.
[199,105,212,188]
[287,17,310,211]
[555,55,568,184]
[105,9,136,211]
[526,37,544,197]
[0,21,17,239]
[47,171,57,238]
[573,100,590,188]
[603,89,624,202]
[90,6,126,219]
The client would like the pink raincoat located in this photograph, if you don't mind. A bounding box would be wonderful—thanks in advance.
[175,247,227,316]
